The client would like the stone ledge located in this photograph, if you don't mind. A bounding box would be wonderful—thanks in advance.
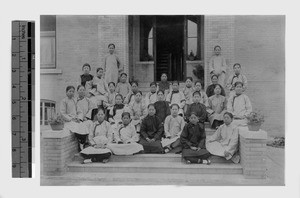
[41,69,63,75]
[42,129,71,139]
[136,61,154,65]
[239,127,268,140]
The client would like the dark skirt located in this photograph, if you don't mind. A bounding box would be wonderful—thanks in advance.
[182,148,210,159]
[139,138,163,154]
[169,138,183,153]
[81,152,111,162]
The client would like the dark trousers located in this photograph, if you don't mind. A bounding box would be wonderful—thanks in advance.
[182,148,211,163]
[74,134,88,151]
[139,138,163,153]
[81,152,111,162]
[168,139,183,153]
[184,154,211,163]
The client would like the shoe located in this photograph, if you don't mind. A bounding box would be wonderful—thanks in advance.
[202,159,211,165]
[82,159,92,164]
[231,154,240,164]
[102,158,109,163]
[186,160,191,164]
[164,148,170,153]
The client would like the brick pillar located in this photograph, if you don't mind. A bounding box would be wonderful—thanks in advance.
[239,127,268,179]
[42,129,78,176]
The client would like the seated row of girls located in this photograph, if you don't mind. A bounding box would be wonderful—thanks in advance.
[80,108,144,163]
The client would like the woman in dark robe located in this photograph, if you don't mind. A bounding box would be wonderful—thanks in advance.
[154,90,171,123]
[185,91,207,126]
[180,112,211,164]
[206,74,226,98]
[139,104,164,153]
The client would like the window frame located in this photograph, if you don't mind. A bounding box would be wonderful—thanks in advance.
[40,31,56,69]
[40,99,56,126]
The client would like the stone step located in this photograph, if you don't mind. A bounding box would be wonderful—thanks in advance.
[42,171,267,186]
[67,161,242,175]
[73,153,232,163]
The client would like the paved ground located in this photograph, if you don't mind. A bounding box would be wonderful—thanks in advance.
[41,146,284,186]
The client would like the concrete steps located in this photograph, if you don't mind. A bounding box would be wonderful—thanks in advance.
[67,160,242,175]
[73,153,232,163]
[42,171,261,186]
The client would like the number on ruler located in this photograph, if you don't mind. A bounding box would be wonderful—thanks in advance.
[21,96,26,100]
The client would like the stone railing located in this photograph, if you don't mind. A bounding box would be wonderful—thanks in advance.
[41,129,77,176]
[239,127,268,179]
[41,126,268,179]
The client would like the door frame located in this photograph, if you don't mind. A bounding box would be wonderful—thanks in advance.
[153,15,187,82]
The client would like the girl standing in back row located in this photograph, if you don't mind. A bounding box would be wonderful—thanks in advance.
[104,43,123,85]
[208,45,227,87]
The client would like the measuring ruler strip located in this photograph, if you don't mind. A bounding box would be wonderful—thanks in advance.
[12,21,35,178]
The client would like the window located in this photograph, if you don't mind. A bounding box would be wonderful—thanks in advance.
[40,15,56,68]
[40,99,56,125]
[187,16,203,60]
[140,16,154,61]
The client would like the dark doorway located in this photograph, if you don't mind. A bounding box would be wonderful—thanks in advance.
[156,16,184,81]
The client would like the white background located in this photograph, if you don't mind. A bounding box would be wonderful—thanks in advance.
[0,0,298,197]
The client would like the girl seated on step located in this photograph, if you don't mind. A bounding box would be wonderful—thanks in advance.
[227,81,252,127]
[193,81,209,107]
[154,90,171,124]
[128,91,148,132]
[162,104,185,154]
[60,85,94,151]
[103,82,117,109]
[79,63,94,92]
[108,94,130,131]
[207,84,227,129]
[185,91,207,128]
[166,81,186,116]
[139,104,164,153]
[206,112,240,163]
[183,77,195,115]
[81,107,113,163]
[158,73,171,96]
[124,81,139,105]
[180,112,211,164]
[107,112,144,155]
[86,89,106,121]
[145,82,158,106]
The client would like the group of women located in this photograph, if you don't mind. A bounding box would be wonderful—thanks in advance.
[58,44,253,164]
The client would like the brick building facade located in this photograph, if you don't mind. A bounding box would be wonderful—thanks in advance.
[40,15,285,137]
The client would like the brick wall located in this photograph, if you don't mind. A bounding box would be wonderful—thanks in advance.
[97,15,129,75]
[41,15,129,108]
[239,128,268,179]
[41,130,77,176]
[204,15,235,88]
[233,16,285,137]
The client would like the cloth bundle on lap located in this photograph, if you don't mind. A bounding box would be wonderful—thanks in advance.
[107,123,143,155]
[81,136,112,162]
